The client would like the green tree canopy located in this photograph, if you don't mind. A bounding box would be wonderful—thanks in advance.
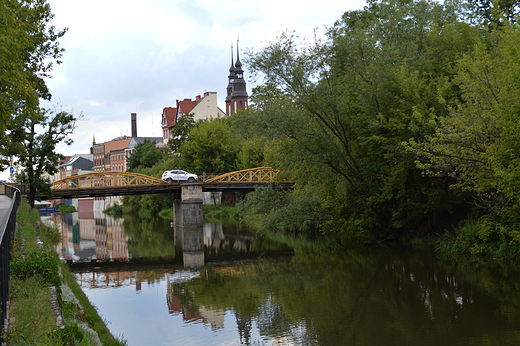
[127,138,165,171]
[15,106,77,208]
[239,0,483,238]
[178,118,239,174]
[0,0,67,170]
[168,112,196,153]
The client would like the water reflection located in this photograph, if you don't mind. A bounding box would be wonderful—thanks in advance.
[45,198,290,267]
[50,200,520,345]
[45,203,128,262]
[73,246,520,346]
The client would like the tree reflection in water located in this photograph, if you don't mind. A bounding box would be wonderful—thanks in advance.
[59,206,520,345]
[167,245,520,345]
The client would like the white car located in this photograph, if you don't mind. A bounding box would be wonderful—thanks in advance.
[162,170,198,183]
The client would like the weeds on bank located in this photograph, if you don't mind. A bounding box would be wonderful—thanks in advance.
[60,264,127,346]
[3,198,126,345]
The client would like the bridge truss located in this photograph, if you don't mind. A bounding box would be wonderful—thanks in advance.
[48,168,288,199]
[51,171,168,190]
[206,167,280,183]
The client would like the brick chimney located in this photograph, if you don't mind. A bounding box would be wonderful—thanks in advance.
[131,113,137,137]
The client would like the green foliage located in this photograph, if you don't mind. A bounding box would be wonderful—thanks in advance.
[10,250,61,290]
[238,0,481,239]
[59,203,77,214]
[236,135,270,170]
[14,106,78,209]
[0,0,67,171]
[39,223,62,246]
[47,323,84,345]
[468,0,520,27]
[178,117,239,174]
[104,203,124,218]
[168,112,196,153]
[237,187,323,233]
[0,0,74,209]
[127,138,165,171]
[5,276,58,345]
[406,24,520,254]
[440,213,520,258]
[123,193,174,219]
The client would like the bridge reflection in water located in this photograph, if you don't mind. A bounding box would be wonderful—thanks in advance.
[64,209,288,343]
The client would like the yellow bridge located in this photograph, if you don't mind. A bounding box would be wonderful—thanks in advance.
[49,167,289,199]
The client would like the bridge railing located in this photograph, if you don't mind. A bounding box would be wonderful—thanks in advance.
[51,172,168,190]
[0,189,20,344]
[205,167,280,183]
[49,168,284,192]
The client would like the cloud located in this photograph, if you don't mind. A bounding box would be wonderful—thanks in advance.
[43,0,365,157]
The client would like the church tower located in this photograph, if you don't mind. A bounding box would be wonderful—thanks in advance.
[226,38,248,116]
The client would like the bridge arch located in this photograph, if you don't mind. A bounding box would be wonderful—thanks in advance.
[206,167,280,183]
[51,171,167,189]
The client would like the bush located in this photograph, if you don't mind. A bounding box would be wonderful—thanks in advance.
[10,250,61,290]
[104,203,123,218]
[440,213,520,258]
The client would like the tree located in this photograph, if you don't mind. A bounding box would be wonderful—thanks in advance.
[468,0,520,27]
[168,112,196,153]
[15,106,77,208]
[408,25,520,213]
[0,0,67,170]
[127,138,164,171]
[240,0,482,238]
[179,118,239,174]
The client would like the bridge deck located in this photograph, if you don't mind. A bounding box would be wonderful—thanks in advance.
[49,181,293,199]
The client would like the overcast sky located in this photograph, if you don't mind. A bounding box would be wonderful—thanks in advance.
[2,0,366,179]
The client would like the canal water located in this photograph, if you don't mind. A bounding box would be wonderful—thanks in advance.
[45,201,520,345]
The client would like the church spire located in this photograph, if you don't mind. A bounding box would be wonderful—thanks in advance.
[229,42,235,73]
[235,34,242,68]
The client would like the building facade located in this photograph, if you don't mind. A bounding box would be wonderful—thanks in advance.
[161,92,225,146]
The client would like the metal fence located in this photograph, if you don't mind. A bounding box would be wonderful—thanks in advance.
[0,183,26,196]
[0,189,20,343]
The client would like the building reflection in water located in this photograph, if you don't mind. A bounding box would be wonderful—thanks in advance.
[45,197,129,263]
[45,197,257,267]
[48,197,274,342]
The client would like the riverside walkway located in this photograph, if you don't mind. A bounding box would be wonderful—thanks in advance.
[0,196,11,226]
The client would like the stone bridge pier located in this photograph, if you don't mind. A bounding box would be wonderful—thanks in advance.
[173,184,204,268]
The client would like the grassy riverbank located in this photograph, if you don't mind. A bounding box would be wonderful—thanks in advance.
[3,198,126,345]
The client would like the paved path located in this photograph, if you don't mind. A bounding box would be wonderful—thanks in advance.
[0,195,13,234]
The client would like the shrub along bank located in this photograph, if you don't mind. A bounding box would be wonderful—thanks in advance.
[3,198,126,345]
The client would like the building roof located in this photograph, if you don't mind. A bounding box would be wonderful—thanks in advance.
[104,138,132,154]
[62,154,93,166]
[177,98,198,115]
[163,107,177,128]
[129,137,163,148]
